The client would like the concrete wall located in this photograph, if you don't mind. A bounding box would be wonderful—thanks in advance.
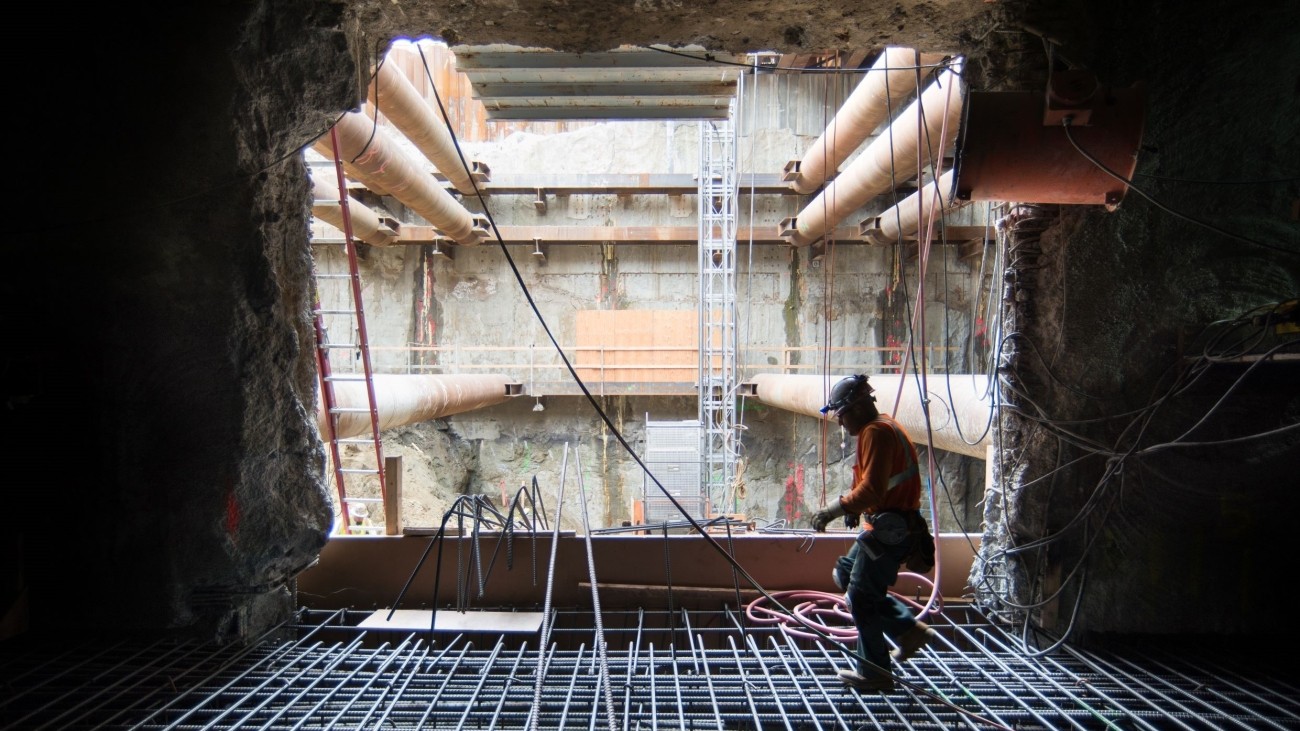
[312,64,989,535]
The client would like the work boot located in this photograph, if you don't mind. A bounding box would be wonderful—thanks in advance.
[890,621,937,662]
[837,667,895,693]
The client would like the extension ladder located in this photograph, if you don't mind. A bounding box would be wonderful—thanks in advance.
[308,127,387,535]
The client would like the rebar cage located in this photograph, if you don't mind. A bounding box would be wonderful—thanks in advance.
[2,605,1295,730]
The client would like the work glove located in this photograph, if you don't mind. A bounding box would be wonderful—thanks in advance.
[810,501,848,532]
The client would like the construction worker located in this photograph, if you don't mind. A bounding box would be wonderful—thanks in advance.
[809,374,937,693]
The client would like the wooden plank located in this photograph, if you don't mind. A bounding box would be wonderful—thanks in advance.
[358,609,544,633]
[384,455,402,536]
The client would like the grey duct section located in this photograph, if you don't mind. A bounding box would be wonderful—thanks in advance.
[311,111,483,245]
[368,60,483,196]
[862,170,971,244]
[786,47,927,195]
[310,175,398,247]
[784,61,965,248]
[320,374,518,440]
[745,373,991,458]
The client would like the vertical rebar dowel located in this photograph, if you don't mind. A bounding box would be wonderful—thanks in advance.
[741,633,798,731]
[724,520,746,633]
[760,634,826,731]
[775,628,853,731]
[370,642,432,730]
[574,444,620,731]
[555,643,588,730]
[527,442,568,731]
[647,643,659,730]
[484,645,530,729]
[453,637,506,731]
[725,634,765,729]
[473,498,486,598]
[661,524,677,662]
[682,609,701,675]
[695,632,726,731]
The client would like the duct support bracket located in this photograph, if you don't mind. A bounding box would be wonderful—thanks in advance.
[781,159,802,183]
[430,236,455,259]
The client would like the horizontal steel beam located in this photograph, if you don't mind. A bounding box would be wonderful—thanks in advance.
[392,224,988,246]
[481,106,732,120]
[468,81,738,98]
[394,224,854,244]
[472,173,790,195]
[453,47,746,70]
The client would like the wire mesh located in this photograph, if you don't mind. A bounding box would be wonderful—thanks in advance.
[1,606,1295,730]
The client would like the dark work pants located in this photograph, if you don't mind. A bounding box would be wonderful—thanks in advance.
[845,535,916,674]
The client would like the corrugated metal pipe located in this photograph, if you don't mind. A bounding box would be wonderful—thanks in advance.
[310,175,397,247]
[861,170,971,245]
[320,374,518,440]
[311,111,482,245]
[785,47,926,195]
[783,61,965,248]
[744,373,991,458]
[368,60,482,196]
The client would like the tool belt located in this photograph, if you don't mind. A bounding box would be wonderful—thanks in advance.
[858,509,935,572]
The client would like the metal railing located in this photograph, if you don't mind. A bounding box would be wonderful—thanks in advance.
[368,344,963,395]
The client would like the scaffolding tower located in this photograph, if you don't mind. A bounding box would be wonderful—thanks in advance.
[697,107,739,517]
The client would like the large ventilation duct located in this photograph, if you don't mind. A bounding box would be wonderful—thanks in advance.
[785,47,928,195]
[310,175,397,247]
[367,60,484,196]
[782,61,965,248]
[861,170,972,245]
[743,373,991,458]
[311,111,483,245]
[954,72,1146,208]
[320,374,519,440]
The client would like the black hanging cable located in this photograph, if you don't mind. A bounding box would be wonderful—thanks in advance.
[349,39,389,164]
[1061,119,1295,255]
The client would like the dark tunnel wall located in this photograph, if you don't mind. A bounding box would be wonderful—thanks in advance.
[7,2,351,639]
[5,0,1297,645]
[972,0,1299,642]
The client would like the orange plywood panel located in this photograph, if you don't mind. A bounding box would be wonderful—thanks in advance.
[575,311,698,383]
[653,310,697,382]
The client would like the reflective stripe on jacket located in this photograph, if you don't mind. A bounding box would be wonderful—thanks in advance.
[838,414,922,515]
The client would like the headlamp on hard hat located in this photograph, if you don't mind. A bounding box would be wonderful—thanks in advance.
[820,374,874,415]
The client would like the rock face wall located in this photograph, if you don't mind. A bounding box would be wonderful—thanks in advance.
[11,1,354,639]
[969,2,1300,641]
[9,0,1296,644]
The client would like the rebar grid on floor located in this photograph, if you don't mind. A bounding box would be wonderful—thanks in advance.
[1,606,1296,730]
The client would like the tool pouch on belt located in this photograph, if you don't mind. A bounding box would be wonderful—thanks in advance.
[903,511,936,574]
[857,510,907,560]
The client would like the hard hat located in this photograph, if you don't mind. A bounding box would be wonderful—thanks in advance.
[820,374,874,414]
